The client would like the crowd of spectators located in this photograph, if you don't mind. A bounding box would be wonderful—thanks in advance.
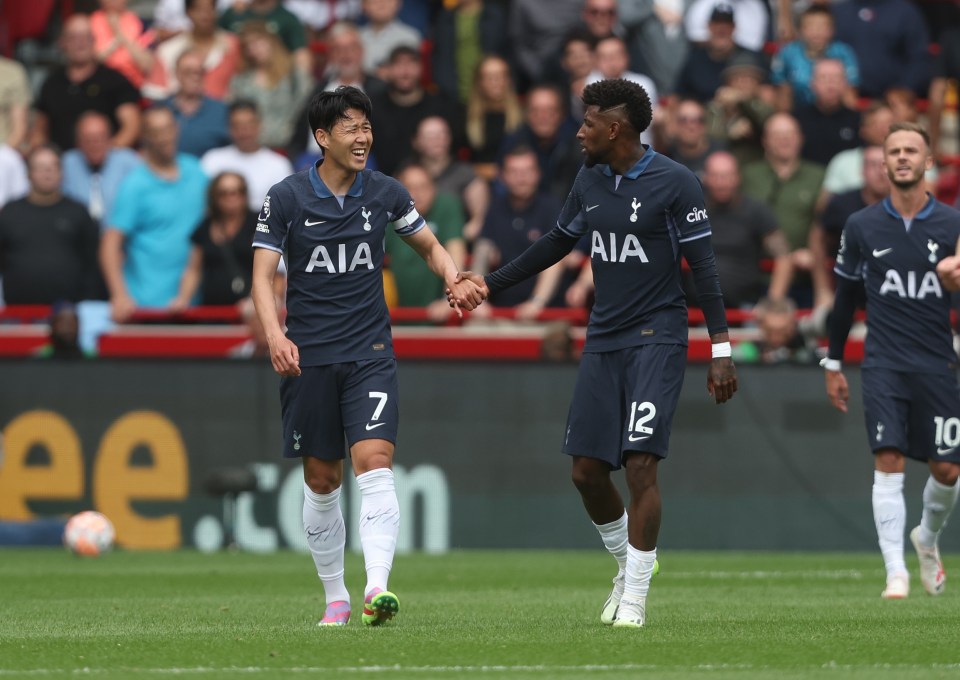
[1,0,959,362]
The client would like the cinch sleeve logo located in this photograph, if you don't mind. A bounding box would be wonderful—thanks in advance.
[686,207,708,223]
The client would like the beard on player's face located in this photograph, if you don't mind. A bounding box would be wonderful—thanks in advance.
[887,164,925,189]
[583,142,611,168]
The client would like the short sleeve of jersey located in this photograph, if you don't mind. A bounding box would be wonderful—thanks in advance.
[672,168,711,243]
[556,167,587,237]
[833,213,863,281]
[251,183,290,254]
[109,172,142,234]
[386,178,426,238]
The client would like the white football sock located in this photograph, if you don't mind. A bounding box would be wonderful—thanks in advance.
[917,475,959,546]
[621,544,657,603]
[302,482,350,605]
[356,468,400,596]
[873,471,907,577]
[594,511,628,576]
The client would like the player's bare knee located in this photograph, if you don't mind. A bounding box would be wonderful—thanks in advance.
[874,449,905,473]
[623,453,659,491]
[352,442,394,475]
[302,458,343,494]
[929,461,960,486]
[570,457,609,493]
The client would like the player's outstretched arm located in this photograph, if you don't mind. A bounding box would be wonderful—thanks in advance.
[445,271,490,312]
[706,331,738,404]
[252,247,300,377]
[403,227,487,314]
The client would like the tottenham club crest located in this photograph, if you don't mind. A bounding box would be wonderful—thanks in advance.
[928,239,940,263]
[629,198,641,223]
[362,207,372,231]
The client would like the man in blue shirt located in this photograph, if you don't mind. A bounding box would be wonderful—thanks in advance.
[823,122,960,600]
[251,86,484,628]
[62,111,141,229]
[100,106,208,322]
[461,79,737,628]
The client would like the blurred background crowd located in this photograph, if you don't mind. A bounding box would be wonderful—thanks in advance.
[1,0,960,362]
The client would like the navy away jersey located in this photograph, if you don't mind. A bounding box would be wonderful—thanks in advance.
[835,196,960,373]
[558,150,714,352]
[252,164,425,366]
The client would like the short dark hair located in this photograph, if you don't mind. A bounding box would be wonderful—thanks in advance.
[501,144,540,173]
[387,44,420,64]
[581,78,653,135]
[503,143,538,162]
[562,26,598,52]
[800,5,833,23]
[229,99,260,118]
[307,86,373,134]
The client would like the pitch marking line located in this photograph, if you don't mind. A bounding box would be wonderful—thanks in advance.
[5,663,960,676]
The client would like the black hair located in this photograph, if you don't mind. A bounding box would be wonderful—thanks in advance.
[503,143,538,162]
[307,86,373,135]
[581,78,652,135]
[228,99,260,118]
[562,26,599,51]
[387,44,420,64]
[800,5,833,22]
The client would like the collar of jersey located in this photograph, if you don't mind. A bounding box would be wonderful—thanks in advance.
[309,160,365,199]
[881,193,936,221]
[601,146,656,179]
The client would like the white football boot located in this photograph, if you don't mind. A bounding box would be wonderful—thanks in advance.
[600,572,625,625]
[910,526,946,596]
[881,572,910,599]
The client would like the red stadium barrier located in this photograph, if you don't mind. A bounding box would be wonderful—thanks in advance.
[0,303,875,361]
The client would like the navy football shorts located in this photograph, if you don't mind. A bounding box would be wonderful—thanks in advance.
[861,367,960,463]
[279,359,399,459]
[562,344,687,468]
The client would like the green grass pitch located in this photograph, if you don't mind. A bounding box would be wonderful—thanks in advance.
[1,549,959,679]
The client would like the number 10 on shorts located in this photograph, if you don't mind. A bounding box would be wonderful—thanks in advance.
[934,416,960,452]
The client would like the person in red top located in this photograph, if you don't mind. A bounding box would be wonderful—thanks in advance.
[90,0,155,89]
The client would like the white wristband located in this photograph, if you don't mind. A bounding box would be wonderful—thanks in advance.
[819,357,842,372]
[711,341,732,359]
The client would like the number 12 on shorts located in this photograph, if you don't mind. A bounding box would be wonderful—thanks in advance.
[628,401,656,442]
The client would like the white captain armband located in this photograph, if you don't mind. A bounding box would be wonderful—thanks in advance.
[819,357,842,372]
[389,208,422,229]
[711,341,732,359]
